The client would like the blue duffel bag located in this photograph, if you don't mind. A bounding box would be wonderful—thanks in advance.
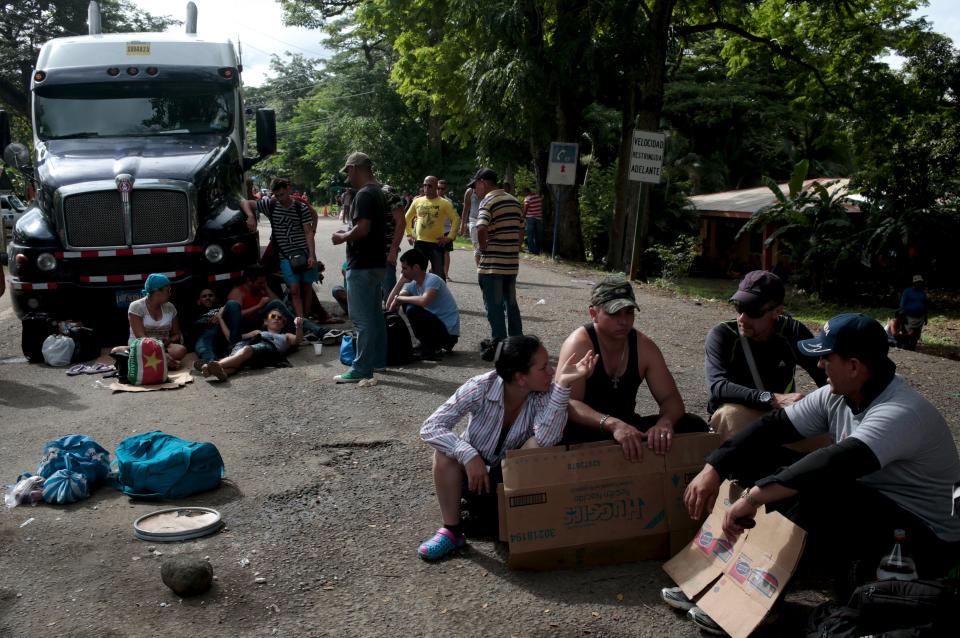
[113,431,224,499]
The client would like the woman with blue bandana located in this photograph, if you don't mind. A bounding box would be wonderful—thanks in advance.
[124,273,187,369]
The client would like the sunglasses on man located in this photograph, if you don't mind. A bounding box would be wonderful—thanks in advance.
[734,302,776,319]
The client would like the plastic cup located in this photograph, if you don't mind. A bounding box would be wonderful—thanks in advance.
[313,343,323,356]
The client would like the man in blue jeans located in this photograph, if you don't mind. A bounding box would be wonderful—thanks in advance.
[471,167,524,359]
[332,152,387,383]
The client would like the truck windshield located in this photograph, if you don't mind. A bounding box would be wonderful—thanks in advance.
[35,82,233,140]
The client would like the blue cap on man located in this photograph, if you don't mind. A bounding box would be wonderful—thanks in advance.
[797,313,889,359]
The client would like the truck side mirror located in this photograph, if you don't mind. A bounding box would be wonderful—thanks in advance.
[255,109,276,158]
[0,110,11,159]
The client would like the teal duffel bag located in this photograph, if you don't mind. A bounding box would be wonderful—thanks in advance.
[114,431,224,499]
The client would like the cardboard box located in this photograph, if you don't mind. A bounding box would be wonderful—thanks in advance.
[663,480,807,638]
[497,433,720,570]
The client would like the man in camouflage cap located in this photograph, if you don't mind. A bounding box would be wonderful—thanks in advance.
[555,276,708,459]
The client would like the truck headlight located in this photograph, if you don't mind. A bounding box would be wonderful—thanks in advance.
[204,244,224,264]
[36,252,57,271]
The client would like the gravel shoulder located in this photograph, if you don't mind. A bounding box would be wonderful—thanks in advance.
[1,217,958,637]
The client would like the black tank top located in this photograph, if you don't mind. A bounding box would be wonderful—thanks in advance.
[583,323,642,422]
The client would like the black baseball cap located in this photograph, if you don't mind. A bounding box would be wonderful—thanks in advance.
[797,313,889,360]
[468,167,498,188]
[730,270,785,306]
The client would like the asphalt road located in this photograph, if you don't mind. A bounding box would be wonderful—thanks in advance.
[1,216,959,637]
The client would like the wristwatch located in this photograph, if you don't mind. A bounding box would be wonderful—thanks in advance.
[758,391,772,407]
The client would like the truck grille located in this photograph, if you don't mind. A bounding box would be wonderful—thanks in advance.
[63,190,190,248]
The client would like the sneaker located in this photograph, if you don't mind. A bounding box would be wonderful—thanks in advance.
[687,606,727,636]
[660,586,694,612]
[417,527,466,561]
[334,371,368,383]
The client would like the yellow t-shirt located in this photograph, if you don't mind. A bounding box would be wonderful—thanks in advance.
[404,196,460,243]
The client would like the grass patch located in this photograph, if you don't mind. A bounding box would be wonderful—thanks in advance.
[659,276,960,360]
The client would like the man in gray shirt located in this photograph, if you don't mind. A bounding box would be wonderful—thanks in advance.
[672,313,960,627]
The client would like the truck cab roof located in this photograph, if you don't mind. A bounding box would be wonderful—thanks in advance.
[36,32,239,71]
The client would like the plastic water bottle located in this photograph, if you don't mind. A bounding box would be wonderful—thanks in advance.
[876,529,918,581]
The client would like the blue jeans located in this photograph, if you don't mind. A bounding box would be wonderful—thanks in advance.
[345,267,386,376]
[478,274,522,341]
[525,217,542,255]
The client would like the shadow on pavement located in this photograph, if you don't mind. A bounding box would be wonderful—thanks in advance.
[0,381,87,411]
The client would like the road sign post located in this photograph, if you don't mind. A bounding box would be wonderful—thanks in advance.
[547,141,578,259]
[627,130,665,279]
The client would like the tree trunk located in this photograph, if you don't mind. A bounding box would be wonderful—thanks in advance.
[607,0,676,275]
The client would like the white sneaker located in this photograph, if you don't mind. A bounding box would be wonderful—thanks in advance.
[687,606,728,636]
[660,586,695,611]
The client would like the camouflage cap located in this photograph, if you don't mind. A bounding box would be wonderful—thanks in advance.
[590,277,639,314]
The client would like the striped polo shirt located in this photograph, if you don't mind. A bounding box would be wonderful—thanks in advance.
[476,190,523,275]
[523,193,543,218]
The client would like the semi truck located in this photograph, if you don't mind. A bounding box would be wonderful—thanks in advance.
[0,1,276,344]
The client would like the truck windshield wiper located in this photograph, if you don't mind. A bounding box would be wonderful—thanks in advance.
[51,132,101,139]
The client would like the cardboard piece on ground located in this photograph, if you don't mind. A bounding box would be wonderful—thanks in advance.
[663,480,807,638]
[106,353,197,392]
[109,367,194,392]
[497,433,720,570]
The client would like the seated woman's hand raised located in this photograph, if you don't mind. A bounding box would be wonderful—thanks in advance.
[555,349,598,388]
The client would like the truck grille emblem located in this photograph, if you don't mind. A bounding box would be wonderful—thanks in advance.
[115,173,134,204]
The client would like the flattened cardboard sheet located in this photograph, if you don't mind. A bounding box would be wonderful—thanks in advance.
[662,480,807,638]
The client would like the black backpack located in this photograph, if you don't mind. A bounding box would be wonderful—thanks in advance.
[806,579,954,638]
[21,313,58,362]
[385,312,414,366]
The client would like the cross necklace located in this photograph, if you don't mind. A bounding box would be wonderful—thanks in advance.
[606,339,628,389]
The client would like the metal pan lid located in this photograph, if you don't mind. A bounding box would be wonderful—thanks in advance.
[133,507,224,542]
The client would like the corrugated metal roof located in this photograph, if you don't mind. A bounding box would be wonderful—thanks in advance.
[690,178,855,216]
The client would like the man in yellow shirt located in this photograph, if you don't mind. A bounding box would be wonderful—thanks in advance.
[405,175,460,280]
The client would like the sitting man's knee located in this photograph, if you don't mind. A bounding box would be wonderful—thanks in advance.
[709,404,769,440]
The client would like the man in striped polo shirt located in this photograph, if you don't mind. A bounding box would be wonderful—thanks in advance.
[522,187,543,255]
[471,167,524,357]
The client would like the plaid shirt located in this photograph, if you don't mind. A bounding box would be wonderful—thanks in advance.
[420,371,571,465]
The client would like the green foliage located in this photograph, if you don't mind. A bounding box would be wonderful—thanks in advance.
[579,158,617,263]
[737,160,857,293]
[647,236,702,282]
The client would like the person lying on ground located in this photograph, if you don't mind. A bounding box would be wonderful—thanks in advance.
[417,335,598,560]
[386,248,460,360]
[116,273,187,370]
[705,270,826,440]
[557,276,708,458]
[670,313,960,624]
[201,311,304,381]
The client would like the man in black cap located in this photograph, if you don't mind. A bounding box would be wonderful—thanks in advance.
[470,167,525,356]
[704,270,826,439]
[669,313,960,630]
[557,276,708,459]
